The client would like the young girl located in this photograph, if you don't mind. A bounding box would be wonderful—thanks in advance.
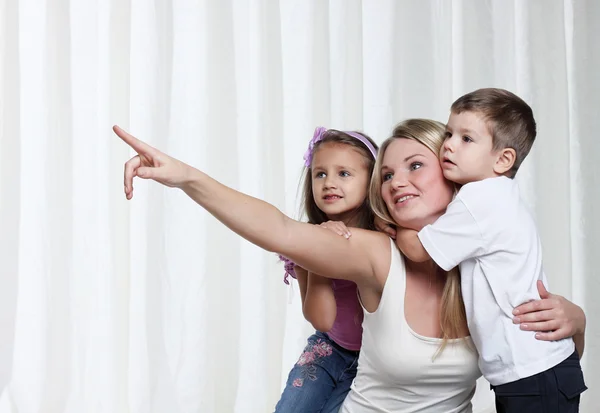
[276,127,378,413]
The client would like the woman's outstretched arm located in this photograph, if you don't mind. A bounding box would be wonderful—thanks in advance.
[114,125,387,283]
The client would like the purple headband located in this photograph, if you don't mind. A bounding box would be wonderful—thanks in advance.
[303,126,378,167]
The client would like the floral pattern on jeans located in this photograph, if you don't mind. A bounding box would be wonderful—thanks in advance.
[293,339,333,387]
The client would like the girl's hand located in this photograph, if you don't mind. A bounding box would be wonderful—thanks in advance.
[319,221,351,239]
[113,125,193,199]
[374,216,397,239]
[513,280,586,341]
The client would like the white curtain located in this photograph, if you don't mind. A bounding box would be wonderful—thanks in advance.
[1,0,598,412]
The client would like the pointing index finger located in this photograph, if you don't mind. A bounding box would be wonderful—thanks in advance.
[113,125,155,155]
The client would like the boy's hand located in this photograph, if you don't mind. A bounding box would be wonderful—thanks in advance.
[375,216,397,239]
[319,221,351,239]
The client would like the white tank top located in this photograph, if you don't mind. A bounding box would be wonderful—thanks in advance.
[341,239,481,413]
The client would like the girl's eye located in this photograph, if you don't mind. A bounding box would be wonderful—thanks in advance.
[382,172,393,181]
[340,171,350,177]
[409,162,423,171]
[444,132,452,140]
[315,172,326,179]
[462,136,473,143]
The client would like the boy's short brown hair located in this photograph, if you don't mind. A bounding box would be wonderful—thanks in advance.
[451,88,536,177]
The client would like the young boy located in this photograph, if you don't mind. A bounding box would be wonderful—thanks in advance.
[396,88,586,412]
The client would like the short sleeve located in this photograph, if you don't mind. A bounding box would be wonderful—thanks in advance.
[417,198,486,271]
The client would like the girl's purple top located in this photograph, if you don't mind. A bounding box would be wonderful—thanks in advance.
[279,255,363,351]
[327,279,363,351]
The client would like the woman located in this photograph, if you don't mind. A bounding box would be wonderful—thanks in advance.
[113,119,585,412]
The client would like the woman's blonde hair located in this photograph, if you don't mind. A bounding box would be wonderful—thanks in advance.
[369,119,468,352]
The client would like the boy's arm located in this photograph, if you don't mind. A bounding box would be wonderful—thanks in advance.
[417,198,485,271]
[395,228,431,263]
[303,272,337,332]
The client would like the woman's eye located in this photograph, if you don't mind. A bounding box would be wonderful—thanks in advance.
[410,162,422,171]
[383,172,393,181]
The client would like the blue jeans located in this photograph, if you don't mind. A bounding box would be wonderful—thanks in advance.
[274,331,359,413]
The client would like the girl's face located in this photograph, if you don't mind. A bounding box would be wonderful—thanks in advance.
[311,142,371,224]
[380,138,454,231]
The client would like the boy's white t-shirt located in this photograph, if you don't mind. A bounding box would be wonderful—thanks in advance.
[418,176,574,386]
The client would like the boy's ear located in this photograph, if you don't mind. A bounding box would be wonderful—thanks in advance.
[494,148,516,175]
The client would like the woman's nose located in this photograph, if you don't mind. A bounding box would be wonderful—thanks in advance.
[391,172,408,189]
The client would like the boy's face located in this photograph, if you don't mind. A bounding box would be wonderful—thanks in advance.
[441,111,500,185]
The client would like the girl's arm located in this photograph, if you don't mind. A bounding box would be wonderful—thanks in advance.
[513,280,586,357]
[303,272,337,332]
[115,125,387,283]
[295,266,309,306]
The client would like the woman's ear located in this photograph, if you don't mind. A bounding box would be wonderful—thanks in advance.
[494,148,516,175]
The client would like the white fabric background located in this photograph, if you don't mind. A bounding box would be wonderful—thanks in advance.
[1,1,598,412]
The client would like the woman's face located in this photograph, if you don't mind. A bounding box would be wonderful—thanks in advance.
[380,138,454,231]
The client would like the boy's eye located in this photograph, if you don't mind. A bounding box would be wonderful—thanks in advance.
[462,136,473,143]
[339,171,350,177]
[382,172,393,181]
[409,162,422,171]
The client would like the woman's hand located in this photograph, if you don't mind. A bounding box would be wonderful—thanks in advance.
[374,216,397,239]
[113,125,193,199]
[513,280,586,341]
